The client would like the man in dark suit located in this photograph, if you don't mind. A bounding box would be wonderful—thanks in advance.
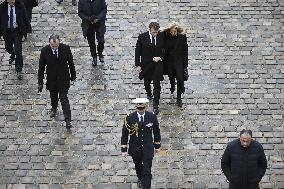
[78,0,107,66]
[38,34,76,129]
[121,98,161,189]
[0,0,31,80]
[135,22,165,115]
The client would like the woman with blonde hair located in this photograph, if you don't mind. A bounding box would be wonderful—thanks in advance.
[163,22,188,107]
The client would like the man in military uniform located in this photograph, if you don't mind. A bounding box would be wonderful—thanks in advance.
[121,98,161,189]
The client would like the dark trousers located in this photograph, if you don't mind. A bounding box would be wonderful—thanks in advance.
[169,77,182,98]
[4,28,23,72]
[132,155,153,189]
[86,24,105,58]
[49,89,71,121]
[144,78,161,107]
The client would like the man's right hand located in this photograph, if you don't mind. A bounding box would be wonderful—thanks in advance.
[38,84,43,93]
[121,152,128,157]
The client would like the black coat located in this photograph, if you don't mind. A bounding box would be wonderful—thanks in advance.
[0,0,31,36]
[21,0,38,7]
[78,0,107,37]
[221,139,267,189]
[121,111,161,159]
[135,31,165,81]
[38,44,76,91]
[164,33,188,93]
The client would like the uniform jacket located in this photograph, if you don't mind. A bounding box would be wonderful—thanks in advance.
[38,43,76,91]
[121,111,161,159]
[135,31,165,81]
[221,139,267,189]
[0,0,31,36]
[78,0,107,37]
[164,33,188,93]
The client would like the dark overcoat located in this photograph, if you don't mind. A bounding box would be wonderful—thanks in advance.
[78,0,107,38]
[21,0,38,7]
[135,31,165,81]
[38,44,76,91]
[0,0,31,36]
[221,139,267,189]
[121,111,161,160]
[164,33,188,93]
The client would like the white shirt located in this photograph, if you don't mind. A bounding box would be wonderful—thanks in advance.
[52,49,58,57]
[8,5,18,29]
[137,112,145,122]
[149,31,156,46]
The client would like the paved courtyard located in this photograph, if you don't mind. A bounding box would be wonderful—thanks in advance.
[0,0,283,188]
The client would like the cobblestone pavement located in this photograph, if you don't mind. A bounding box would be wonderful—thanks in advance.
[0,0,283,188]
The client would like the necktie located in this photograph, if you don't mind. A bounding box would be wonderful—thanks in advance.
[9,5,14,30]
[140,116,144,126]
[151,36,154,44]
[53,49,58,58]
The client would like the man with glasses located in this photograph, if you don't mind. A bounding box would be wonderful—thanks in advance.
[135,22,165,115]
[121,98,161,189]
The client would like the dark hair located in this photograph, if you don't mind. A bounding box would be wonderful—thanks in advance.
[240,129,252,137]
[49,34,60,43]
[149,22,160,30]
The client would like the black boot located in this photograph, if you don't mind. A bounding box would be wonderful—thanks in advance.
[92,57,97,67]
[153,99,159,115]
[98,53,104,63]
[177,93,182,107]
[65,119,72,129]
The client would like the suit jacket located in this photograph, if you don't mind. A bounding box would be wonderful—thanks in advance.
[0,0,31,36]
[38,43,76,91]
[135,31,165,81]
[121,111,161,159]
[78,0,107,37]
[164,33,188,93]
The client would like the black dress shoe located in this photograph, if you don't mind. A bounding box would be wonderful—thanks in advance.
[98,55,104,63]
[92,57,97,67]
[17,72,23,80]
[66,120,72,129]
[137,179,142,188]
[72,0,77,6]
[9,54,15,64]
[49,109,57,118]
[55,0,63,4]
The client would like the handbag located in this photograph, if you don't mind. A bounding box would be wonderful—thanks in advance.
[183,68,189,81]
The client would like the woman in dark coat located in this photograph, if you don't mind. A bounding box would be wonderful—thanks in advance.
[21,0,38,23]
[164,22,188,107]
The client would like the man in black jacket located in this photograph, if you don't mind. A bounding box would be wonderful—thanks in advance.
[0,0,31,80]
[121,98,161,189]
[135,22,165,115]
[78,0,107,66]
[38,34,76,129]
[221,129,267,189]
